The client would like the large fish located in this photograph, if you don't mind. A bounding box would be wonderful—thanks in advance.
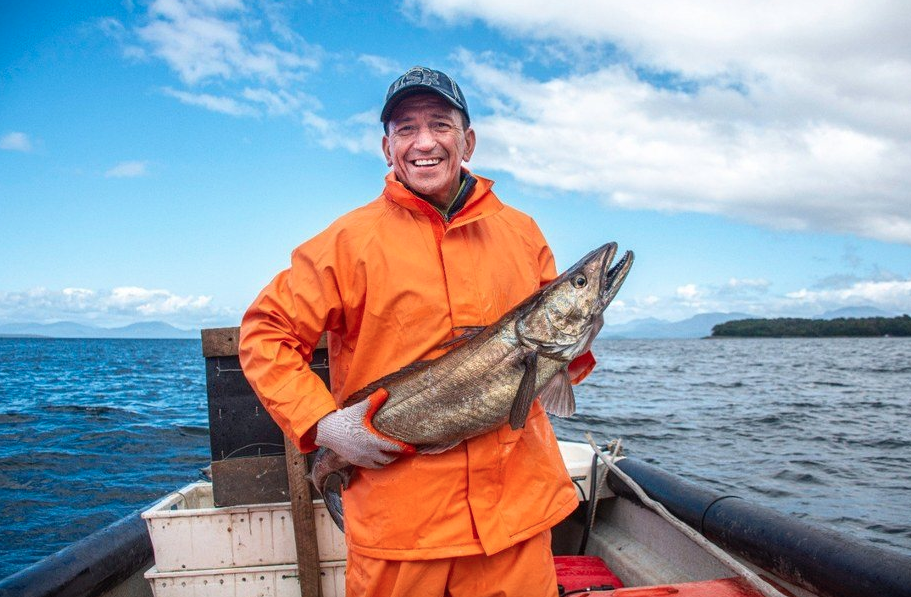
[311,242,634,530]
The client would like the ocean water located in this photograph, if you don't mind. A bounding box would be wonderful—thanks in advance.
[0,336,909,579]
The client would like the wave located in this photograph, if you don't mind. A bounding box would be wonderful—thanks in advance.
[0,413,38,424]
[176,425,209,437]
[40,404,128,416]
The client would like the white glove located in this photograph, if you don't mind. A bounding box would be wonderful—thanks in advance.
[314,389,411,468]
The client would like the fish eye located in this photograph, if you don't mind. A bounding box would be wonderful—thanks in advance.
[572,274,587,288]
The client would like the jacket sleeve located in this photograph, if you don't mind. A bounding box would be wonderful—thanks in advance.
[238,240,343,453]
[533,226,597,385]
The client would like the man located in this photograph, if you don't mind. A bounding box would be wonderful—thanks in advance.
[239,66,596,596]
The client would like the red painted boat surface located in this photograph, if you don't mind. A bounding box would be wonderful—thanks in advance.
[555,555,625,593]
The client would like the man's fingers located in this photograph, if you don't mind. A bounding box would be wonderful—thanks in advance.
[359,452,399,469]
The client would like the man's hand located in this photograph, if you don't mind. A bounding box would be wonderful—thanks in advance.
[314,389,413,468]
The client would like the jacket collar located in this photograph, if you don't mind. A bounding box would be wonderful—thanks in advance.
[382,169,504,226]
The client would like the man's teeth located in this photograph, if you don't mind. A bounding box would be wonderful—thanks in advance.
[414,158,441,166]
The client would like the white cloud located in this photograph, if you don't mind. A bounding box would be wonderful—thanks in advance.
[1,132,33,152]
[136,0,321,84]
[107,286,213,315]
[163,87,259,116]
[129,0,324,120]
[398,1,911,245]
[786,280,911,313]
[302,110,380,155]
[241,87,316,116]
[718,278,771,297]
[409,0,911,94]
[358,54,402,76]
[105,160,150,178]
[0,286,235,327]
[613,274,911,323]
[457,55,911,244]
[675,284,701,301]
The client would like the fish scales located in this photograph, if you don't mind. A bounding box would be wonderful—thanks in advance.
[373,327,527,443]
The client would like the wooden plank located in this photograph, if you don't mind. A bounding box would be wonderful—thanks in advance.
[202,326,328,357]
[284,436,322,597]
[210,455,290,507]
[201,327,241,357]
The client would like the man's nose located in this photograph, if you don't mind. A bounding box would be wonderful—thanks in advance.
[413,125,436,150]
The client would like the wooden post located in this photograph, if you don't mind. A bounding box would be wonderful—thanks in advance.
[285,436,323,597]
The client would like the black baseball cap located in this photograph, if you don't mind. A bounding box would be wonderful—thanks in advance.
[381,66,470,125]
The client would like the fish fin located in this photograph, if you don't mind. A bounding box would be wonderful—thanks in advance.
[538,369,576,417]
[416,440,462,455]
[510,351,539,430]
[438,326,486,349]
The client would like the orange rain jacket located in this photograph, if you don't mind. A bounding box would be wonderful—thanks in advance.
[239,170,593,561]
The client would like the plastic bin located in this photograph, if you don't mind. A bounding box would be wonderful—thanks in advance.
[142,481,346,572]
[145,561,346,597]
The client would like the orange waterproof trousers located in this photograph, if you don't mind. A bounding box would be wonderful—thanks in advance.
[345,530,558,597]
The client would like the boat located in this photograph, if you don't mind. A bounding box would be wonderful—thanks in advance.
[1,328,909,597]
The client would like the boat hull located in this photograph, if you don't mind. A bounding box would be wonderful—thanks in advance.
[3,444,911,597]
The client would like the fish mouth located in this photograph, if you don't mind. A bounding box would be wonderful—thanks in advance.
[599,245,634,311]
[553,241,633,310]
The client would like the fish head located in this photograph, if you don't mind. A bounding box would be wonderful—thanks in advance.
[516,242,634,360]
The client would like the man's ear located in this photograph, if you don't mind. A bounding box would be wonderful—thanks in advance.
[382,135,393,167]
[462,127,476,163]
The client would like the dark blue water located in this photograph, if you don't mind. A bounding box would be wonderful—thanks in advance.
[1,337,909,579]
[0,339,210,579]
[551,338,911,557]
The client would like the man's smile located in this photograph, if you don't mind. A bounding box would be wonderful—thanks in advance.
[412,158,442,167]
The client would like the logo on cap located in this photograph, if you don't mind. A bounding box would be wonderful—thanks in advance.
[391,67,441,92]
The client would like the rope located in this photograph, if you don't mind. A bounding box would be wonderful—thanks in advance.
[584,433,788,597]
[579,439,620,554]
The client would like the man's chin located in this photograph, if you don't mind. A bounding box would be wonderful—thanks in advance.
[405,180,451,204]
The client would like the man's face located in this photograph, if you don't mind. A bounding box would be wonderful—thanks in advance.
[382,94,476,210]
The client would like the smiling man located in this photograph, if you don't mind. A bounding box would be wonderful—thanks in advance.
[382,88,476,215]
[239,66,596,596]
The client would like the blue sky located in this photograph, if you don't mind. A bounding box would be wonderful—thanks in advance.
[2,0,910,329]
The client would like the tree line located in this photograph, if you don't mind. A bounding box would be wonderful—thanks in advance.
[711,315,911,337]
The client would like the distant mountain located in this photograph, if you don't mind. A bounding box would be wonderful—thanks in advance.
[816,306,899,320]
[0,321,199,339]
[603,312,751,339]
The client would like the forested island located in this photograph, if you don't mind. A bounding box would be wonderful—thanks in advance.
[711,315,911,338]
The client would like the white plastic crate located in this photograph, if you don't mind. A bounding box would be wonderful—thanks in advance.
[142,481,346,572]
[557,440,613,501]
[145,561,346,597]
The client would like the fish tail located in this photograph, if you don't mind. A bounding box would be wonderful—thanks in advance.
[309,447,353,532]
[322,472,346,532]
